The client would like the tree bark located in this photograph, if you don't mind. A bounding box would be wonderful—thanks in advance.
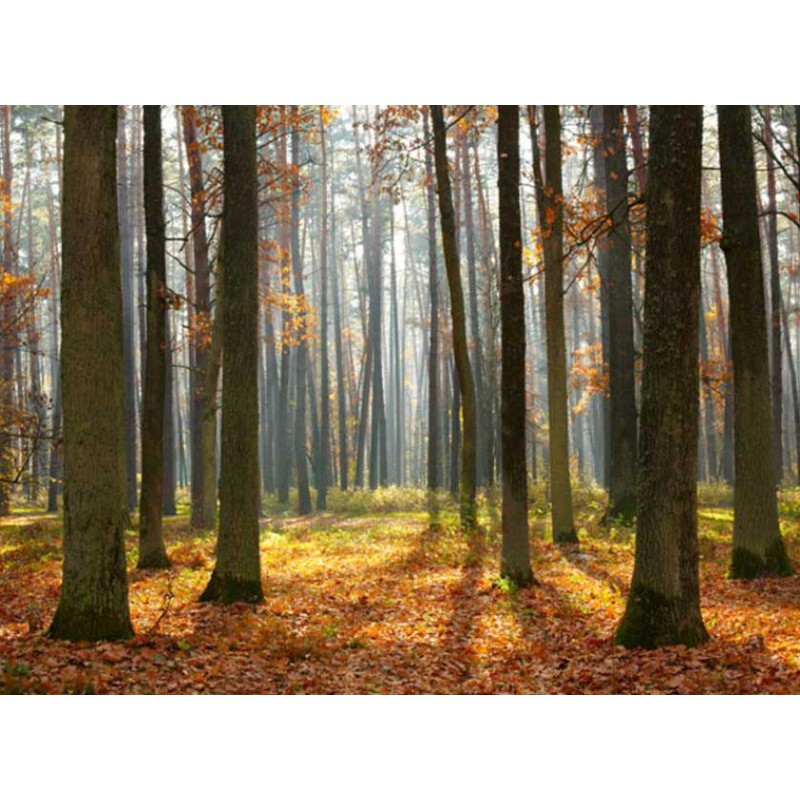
[137,105,171,569]
[431,105,477,531]
[616,106,709,648]
[49,106,134,641]
[200,106,263,603]
[602,106,638,521]
[532,106,577,543]
[718,105,792,578]
[498,105,534,585]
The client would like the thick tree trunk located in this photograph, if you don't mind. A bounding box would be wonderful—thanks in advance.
[431,105,477,531]
[602,106,638,521]
[200,106,263,603]
[137,105,171,569]
[718,105,792,578]
[49,106,134,641]
[616,106,709,649]
[532,105,577,544]
[498,105,534,585]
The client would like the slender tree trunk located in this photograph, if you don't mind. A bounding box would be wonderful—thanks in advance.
[431,105,477,531]
[163,313,177,515]
[50,106,134,641]
[718,105,792,578]
[291,109,312,515]
[532,105,577,543]
[317,108,331,509]
[498,105,534,585]
[616,106,709,649]
[1,106,15,515]
[602,106,638,521]
[181,107,213,527]
[137,105,171,569]
[117,107,138,512]
[764,106,784,484]
[200,106,263,603]
[424,110,442,492]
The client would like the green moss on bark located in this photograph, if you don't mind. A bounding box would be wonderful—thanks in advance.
[199,571,264,604]
[730,540,793,579]
[615,586,709,649]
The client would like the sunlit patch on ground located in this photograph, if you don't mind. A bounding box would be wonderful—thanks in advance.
[2,497,800,694]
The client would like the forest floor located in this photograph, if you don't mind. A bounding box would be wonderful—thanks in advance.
[2,486,800,694]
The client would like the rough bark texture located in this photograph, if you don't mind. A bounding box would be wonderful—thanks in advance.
[602,106,638,522]
[431,105,477,531]
[137,105,171,569]
[616,106,709,649]
[200,106,263,604]
[717,105,792,578]
[49,106,134,641]
[498,106,534,585]
[534,106,577,544]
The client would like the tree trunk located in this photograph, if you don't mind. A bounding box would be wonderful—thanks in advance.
[718,105,792,578]
[498,105,534,585]
[137,105,171,569]
[424,110,442,492]
[317,108,331,509]
[200,106,263,603]
[532,105,577,543]
[291,109,312,515]
[117,107,138,512]
[615,106,709,649]
[49,106,134,641]
[763,106,784,483]
[602,106,638,521]
[431,105,477,531]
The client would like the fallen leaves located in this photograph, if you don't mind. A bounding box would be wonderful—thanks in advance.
[1,505,800,694]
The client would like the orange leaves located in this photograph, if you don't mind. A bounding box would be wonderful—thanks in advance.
[701,207,722,246]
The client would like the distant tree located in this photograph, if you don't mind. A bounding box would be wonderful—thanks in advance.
[497,105,534,585]
[717,105,792,578]
[531,105,577,544]
[431,105,477,531]
[49,106,133,641]
[137,105,171,569]
[200,106,263,603]
[616,106,709,648]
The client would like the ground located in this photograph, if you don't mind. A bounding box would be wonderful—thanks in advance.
[2,485,800,694]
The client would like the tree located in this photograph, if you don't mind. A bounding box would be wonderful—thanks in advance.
[49,106,134,641]
[317,107,331,510]
[717,105,792,578]
[498,105,534,585]
[616,106,709,649]
[137,105,171,569]
[601,106,637,522]
[431,105,477,531]
[424,109,442,492]
[531,105,577,544]
[200,106,263,603]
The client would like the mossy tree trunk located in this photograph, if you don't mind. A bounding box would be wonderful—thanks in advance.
[717,105,792,579]
[615,106,709,649]
[431,105,477,531]
[602,106,638,522]
[200,106,263,604]
[137,105,171,570]
[498,105,534,585]
[532,105,577,544]
[49,105,134,641]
